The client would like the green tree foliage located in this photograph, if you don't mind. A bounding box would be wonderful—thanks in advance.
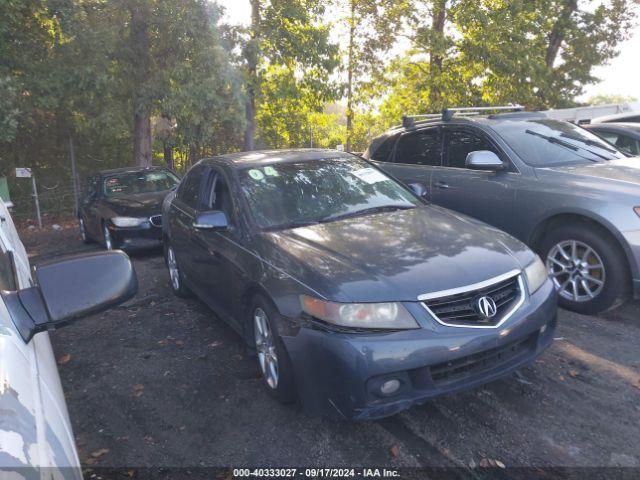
[236,0,340,150]
[0,0,243,221]
[341,0,408,150]
[376,0,637,127]
[586,94,638,105]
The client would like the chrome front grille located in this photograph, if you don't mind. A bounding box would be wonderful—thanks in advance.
[419,271,524,328]
[149,215,162,227]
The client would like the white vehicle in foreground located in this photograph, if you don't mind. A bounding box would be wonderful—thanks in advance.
[0,201,137,478]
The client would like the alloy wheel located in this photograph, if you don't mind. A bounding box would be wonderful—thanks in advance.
[546,240,605,302]
[254,307,279,389]
[103,224,113,250]
[167,246,181,291]
[79,218,87,241]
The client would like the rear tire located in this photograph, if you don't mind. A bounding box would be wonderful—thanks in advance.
[538,223,629,314]
[165,243,192,298]
[250,294,296,404]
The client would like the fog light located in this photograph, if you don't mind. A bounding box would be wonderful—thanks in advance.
[380,379,401,396]
[540,324,547,333]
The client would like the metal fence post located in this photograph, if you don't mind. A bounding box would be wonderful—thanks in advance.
[69,135,79,216]
[32,175,42,229]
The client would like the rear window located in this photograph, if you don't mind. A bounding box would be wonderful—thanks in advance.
[369,135,397,162]
[104,170,179,197]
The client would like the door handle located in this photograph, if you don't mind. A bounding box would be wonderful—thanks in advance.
[435,181,450,189]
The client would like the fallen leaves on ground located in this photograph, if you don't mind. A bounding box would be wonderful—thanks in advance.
[479,458,505,468]
[90,448,110,458]
[132,384,144,397]
[57,354,71,365]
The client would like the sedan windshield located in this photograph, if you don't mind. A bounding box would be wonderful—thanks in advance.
[238,158,420,230]
[492,119,625,167]
[104,170,179,197]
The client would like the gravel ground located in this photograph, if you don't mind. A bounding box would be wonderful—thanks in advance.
[21,224,640,476]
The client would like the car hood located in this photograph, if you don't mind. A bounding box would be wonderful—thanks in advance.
[104,191,169,216]
[542,157,640,186]
[259,206,531,303]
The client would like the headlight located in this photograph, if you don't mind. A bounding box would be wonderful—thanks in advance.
[300,295,418,329]
[524,255,548,294]
[111,216,146,227]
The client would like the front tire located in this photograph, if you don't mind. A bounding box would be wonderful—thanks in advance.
[250,295,296,403]
[165,244,191,298]
[79,218,90,243]
[539,223,629,314]
[102,222,116,250]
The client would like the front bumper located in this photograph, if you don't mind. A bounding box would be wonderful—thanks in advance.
[281,279,557,420]
[108,222,162,249]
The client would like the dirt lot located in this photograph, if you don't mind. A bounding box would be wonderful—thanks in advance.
[21,224,640,475]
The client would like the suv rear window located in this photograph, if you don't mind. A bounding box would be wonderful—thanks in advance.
[369,135,397,162]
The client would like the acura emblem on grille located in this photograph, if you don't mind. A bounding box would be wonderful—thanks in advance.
[475,296,497,319]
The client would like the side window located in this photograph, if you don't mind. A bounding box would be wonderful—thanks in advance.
[177,166,204,210]
[447,130,501,169]
[370,135,397,162]
[0,250,17,291]
[395,129,443,166]
[597,131,620,146]
[612,134,640,156]
[202,172,234,221]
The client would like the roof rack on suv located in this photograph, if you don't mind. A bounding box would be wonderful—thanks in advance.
[401,105,525,129]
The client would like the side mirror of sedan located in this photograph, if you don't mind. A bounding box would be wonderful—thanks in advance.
[3,251,137,343]
[408,182,428,198]
[194,210,229,230]
[466,150,505,171]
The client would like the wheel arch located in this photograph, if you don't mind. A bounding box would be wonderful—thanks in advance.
[239,282,279,347]
[528,211,636,279]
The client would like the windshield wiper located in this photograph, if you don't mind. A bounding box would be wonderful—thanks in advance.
[525,129,601,162]
[320,204,415,223]
[526,129,578,150]
[560,133,618,155]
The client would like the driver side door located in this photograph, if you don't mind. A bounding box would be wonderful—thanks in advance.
[189,168,245,329]
[429,126,520,232]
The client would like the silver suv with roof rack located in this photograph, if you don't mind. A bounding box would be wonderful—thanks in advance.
[363,105,640,314]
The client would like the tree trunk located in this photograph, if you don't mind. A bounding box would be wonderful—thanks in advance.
[545,0,578,68]
[244,0,260,151]
[345,0,356,152]
[429,0,446,107]
[130,2,153,167]
[133,111,152,167]
[164,144,173,170]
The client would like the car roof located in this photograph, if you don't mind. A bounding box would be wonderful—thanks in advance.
[99,166,170,176]
[369,111,549,146]
[202,149,354,169]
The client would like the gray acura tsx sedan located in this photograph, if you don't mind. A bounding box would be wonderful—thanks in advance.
[161,149,557,420]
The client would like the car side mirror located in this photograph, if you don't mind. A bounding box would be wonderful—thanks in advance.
[194,210,229,230]
[2,251,137,342]
[466,150,505,171]
[408,182,428,198]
